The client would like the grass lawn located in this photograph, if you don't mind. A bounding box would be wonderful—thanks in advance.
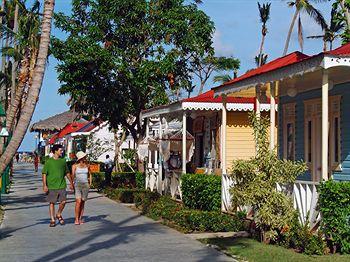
[200,237,350,262]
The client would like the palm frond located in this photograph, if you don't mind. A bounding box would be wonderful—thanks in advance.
[213,74,232,84]
[298,15,304,52]
[301,1,327,30]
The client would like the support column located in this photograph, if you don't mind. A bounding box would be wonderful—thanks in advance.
[221,96,227,175]
[158,117,163,193]
[270,82,277,151]
[322,71,329,181]
[145,118,149,138]
[182,112,187,174]
[255,85,261,118]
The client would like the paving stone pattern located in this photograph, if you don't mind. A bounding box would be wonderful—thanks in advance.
[0,164,233,262]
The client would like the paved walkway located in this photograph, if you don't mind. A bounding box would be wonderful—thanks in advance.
[0,164,233,262]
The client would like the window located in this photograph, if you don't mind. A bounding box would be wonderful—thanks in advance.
[307,120,312,163]
[283,103,296,160]
[330,96,341,167]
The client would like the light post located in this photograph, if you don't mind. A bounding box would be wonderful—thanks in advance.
[0,104,9,197]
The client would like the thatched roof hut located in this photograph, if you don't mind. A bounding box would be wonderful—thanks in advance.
[30,110,80,132]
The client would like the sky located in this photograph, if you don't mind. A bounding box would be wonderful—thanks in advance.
[20,0,338,151]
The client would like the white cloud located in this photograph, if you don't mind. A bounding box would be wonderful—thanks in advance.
[213,30,235,56]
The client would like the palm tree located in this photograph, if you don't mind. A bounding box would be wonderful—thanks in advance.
[255,53,268,67]
[4,0,41,131]
[0,0,55,174]
[307,5,344,51]
[283,0,328,55]
[257,2,271,67]
[213,74,231,84]
[339,0,350,31]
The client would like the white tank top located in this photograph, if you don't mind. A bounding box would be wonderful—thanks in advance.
[75,166,89,183]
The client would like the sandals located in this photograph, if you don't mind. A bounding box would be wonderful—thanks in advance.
[49,220,56,227]
[56,214,65,225]
[74,220,80,225]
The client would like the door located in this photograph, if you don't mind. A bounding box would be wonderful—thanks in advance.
[312,116,322,181]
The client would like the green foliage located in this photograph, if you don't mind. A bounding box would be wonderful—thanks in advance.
[319,180,350,254]
[122,149,137,169]
[277,213,326,255]
[52,0,215,140]
[173,209,245,233]
[103,187,147,203]
[145,196,245,233]
[86,135,114,162]
[91,172,105,190]
[134,190,160,214]
[111,172,136,188]
[181,173,221,211]
[135,171,145,189]
[229,113,308,241]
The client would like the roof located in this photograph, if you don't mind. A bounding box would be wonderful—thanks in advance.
[75,119,103,133]
[213,43,350,93]
[214,51,310,90]
[183,90,257,104]
[49,122,87,144]
[326,42,350,56]
[30,110,80,132]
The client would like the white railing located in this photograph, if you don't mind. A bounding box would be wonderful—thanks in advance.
[222,173,234,212]
[145,166,158,192]
[222,175,320,227]
[292,180,320,228]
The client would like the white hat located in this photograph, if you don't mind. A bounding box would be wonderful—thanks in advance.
[76,151,87,161]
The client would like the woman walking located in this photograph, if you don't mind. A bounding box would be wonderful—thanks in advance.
[72,151,92,225]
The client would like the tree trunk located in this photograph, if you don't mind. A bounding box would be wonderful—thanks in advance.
[283,8,299,56]
[6,52,30,131]
[10,3,19,105]
[197,81,205,95]
[340,0,350,31]
[114,129,126,172]
[0,0,55,174]
[258,34,266,67]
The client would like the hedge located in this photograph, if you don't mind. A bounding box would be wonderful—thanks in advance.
[91,171,144,190]
[181,173,221,211]
[103,188,147,203]
[319,180,350,254]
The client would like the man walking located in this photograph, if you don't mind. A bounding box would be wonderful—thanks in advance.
[42,144,74,227]
[104,155,114,187]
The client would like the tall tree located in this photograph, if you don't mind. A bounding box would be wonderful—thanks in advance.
[307,5,344,51]
[0,0,55,174]
[192,55,240,94]
[53,0,215,142]
[255,53,268,67]
[257,2,271,67]
[283,0,327,55]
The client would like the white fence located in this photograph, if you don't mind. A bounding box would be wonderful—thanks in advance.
[146,167,320,227]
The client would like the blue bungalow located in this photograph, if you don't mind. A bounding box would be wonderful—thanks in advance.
[213,43,350,182]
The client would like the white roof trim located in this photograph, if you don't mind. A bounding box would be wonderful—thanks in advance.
[141,102,182,119]
[182,102,222,111]
[71,132,90,137]
[323,55,350,69]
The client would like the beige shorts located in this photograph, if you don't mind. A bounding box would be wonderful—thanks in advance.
[46,189,67,203]
[75,182,89,201]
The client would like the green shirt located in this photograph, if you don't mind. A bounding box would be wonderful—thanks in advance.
[42,158,69,190]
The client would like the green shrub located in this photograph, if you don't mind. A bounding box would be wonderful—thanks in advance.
[91,172,105,190]
[135,171,145,189]
[277,214,326,255]
[111,172,136,188]
[148,196,183,220]
[103,188,147,203]
[181,173,221,211]
[173,209,245,233]
[319,180,350,254]
[134,190,160,214]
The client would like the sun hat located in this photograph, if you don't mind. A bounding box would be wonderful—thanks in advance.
[76,151,87,161]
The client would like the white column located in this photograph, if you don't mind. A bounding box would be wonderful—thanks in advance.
[145,118,149,138]
[158,117,163,193]
[221,97,227,175]
[322,71,329,181]
[270,82,276,151]
[182,112,187,174]
[255,85,261,118]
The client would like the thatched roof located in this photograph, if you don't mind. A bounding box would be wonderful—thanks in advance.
[30,110,80,132]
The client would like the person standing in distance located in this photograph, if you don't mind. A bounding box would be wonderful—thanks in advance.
[104,155,114,187]
[42,144,74,227]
